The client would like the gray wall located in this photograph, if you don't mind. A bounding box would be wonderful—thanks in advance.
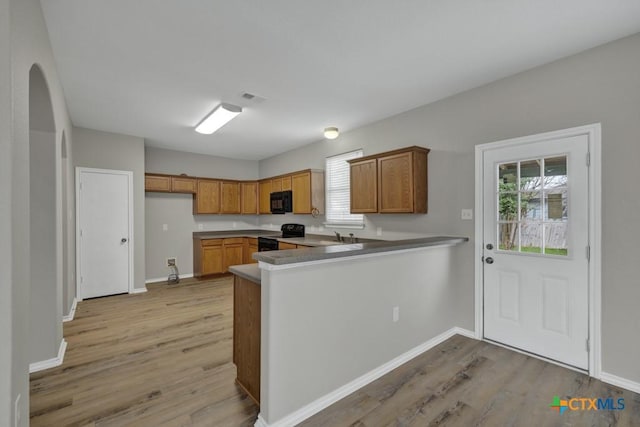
[73,127,146,291]
[5,0,75,424]
[261,245,465,423]
[144,147,259,280]
[259,33,640,383]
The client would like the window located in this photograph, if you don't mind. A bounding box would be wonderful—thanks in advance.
[325,150,364,228]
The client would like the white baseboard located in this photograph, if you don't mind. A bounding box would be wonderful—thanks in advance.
[600,371,640,394]
[130,286,147,294]
[29,339,67,373]
[255,327,475,427]
[145,273,194,284]
[452,327,476,340]
[63,298,78,322]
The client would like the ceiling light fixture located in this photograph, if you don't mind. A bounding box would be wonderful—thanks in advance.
[324,126,339,140]
[195,103,242,134]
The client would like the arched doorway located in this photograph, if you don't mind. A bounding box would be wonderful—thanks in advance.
[29,64,63,367]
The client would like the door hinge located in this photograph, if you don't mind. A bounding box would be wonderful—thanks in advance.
[586,245,590,261]
[586,338,590,352]
[586,152,591,167]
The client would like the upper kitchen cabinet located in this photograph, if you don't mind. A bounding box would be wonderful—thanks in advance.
[145,173,196,193]
[291,170,324,214]
[349,159,378,213]
[258,180,272,214]
[194,179,221,214]
[220,181,241,214]
[348,146,429,214]
[241,182,258,214]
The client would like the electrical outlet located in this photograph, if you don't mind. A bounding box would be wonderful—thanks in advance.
[162,223,168,231]
[232,222,237,228]
[392,306,400,322]
[376,227,383,236]
[167,258,176,267]
[198,224,203,230]
[14,394,20,427]
[461,209,473,220]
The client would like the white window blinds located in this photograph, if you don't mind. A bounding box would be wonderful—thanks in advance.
[325,150,364,227]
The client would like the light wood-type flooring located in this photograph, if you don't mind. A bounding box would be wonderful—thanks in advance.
[31,277,640,426]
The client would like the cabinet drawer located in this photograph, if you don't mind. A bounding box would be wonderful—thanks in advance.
[223,237,244,245]
[201,239,223,246]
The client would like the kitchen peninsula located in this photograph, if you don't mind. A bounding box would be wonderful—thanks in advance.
[228,234,468,425]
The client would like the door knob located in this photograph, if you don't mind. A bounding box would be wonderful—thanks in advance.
[486,243,494,250]
[121,238,128,243]
[485,257,494,264]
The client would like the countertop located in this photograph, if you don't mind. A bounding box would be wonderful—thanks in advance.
[253,236,469,266]
[193,230,378,247]
[193,229,280,240]
[228,264,261,284]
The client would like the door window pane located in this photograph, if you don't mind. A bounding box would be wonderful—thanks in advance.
[497,156,568,256]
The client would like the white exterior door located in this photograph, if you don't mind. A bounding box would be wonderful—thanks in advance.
[77,168,132,299]
[482,134,589,369]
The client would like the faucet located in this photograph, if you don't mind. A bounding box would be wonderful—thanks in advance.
[334,231,341,242]
[349,233,355,243]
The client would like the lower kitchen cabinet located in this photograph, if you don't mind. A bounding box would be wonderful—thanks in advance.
[244,238,258,264]
[194,237,245,277]
[278,242,297,250]
[233,274,260,404]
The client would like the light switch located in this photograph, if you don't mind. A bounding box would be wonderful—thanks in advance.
[461,209,473,220]
[162,224,168,231]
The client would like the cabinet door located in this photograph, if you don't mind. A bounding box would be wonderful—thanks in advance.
[241,182,258,214]
[223,243,244,272]
[171,176,196,193]
[281,175,292,191]
[195,180,221,214]
[244,238,259,264]
[350,159,378,213]
[291,172,311,214]
[145,174,171,192]
[221,181,241,214]
[202,245,224,275]
[258,180,272,214]
[278,242,297,250]
[271,178,283,193]
[378,152,414,213]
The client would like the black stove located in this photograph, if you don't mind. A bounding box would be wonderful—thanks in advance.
[258,224,305,251]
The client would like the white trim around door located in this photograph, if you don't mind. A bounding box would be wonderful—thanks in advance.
[75,167,135,301]
[474,123,601,378]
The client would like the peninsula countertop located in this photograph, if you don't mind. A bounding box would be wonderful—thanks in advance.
[253,235,469,266]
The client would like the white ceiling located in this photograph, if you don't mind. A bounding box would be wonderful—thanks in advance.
[41,1,640,160]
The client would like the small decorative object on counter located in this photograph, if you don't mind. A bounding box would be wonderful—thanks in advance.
[168,259,180,284]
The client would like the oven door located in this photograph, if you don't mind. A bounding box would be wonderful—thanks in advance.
[258,237,279,251]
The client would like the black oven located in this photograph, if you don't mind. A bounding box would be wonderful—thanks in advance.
[258,237,279,251]
[257,224,305,252]
[270,190,292,214]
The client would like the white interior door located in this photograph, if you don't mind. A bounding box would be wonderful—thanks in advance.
[483,134,589,369]
[77,168,132,299]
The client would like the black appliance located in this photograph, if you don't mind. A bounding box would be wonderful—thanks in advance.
[257,223,305,252]
[270,190,293,214]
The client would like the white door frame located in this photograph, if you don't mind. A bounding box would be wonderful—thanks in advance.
[474,123,602,378]
[75,167,134,300]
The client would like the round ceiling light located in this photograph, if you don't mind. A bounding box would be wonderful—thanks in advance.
[323,126,339,140]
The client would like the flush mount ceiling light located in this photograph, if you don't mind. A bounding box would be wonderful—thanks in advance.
[195,103,242,134]
[324,126,339,140]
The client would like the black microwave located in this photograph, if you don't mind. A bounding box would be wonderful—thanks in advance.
[270,190,292,214]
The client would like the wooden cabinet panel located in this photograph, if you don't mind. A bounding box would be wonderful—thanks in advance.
[171,176,196,193]
[223,242,244,272]
[350,159,378,213]
[220,181,241,214]
[145,174,171,192]
[201,244,223,276]
[278,242,297,250]
[378,152,414,213]
[281,175,292,191]
[240,182,258,214]
[292,172,311,214]
[271,177,282,193]
[258,180,272,214]
[233,275,261,404]
[244,238,258,264]
[348,146,429,214]
[195,179,221,214]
